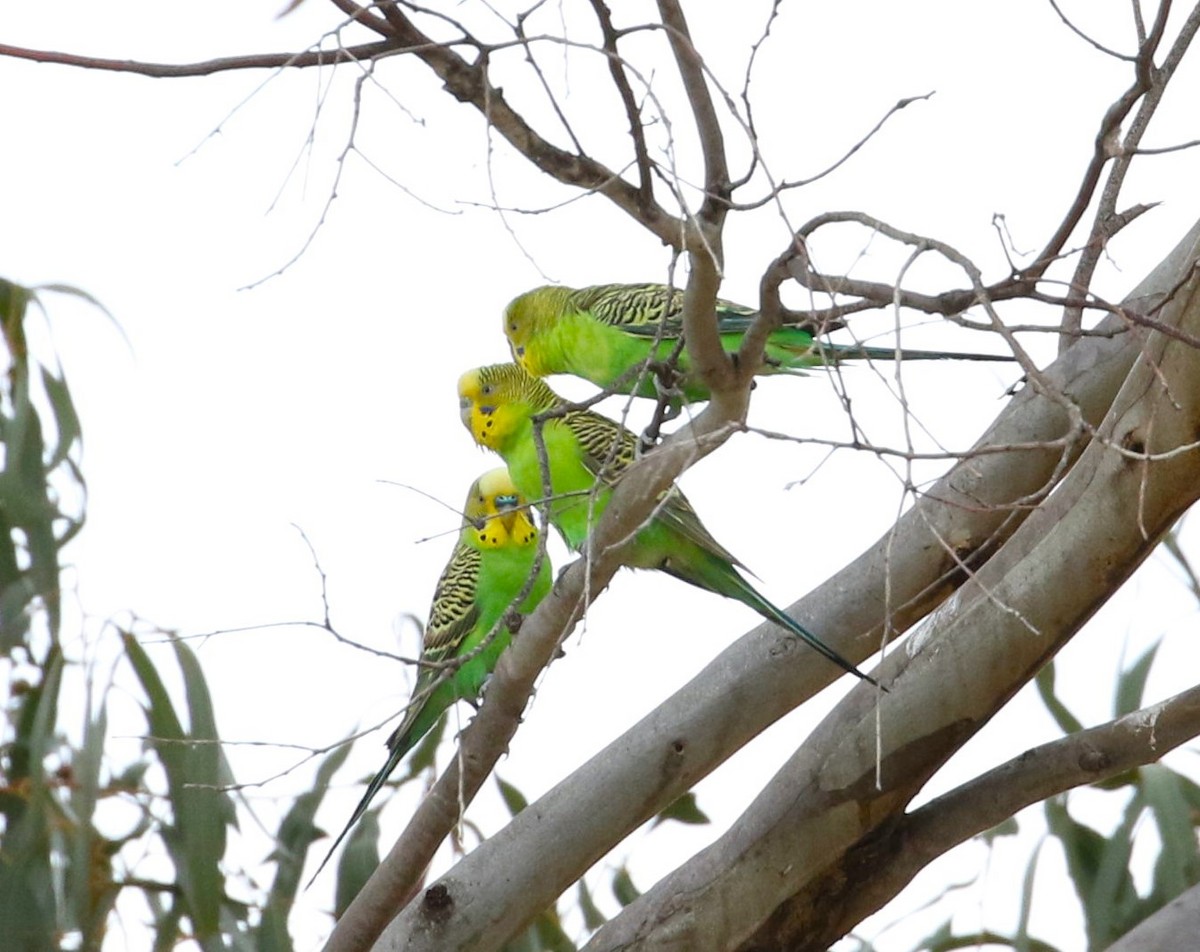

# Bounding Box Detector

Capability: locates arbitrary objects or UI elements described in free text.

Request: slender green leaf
[576,877,606,932]
[0,650,64,952]
[611,867,640,907]
[0,574,35,655]
[1142,765,1200,905]
[1114,641,1161,718]
[1014,837,1045,952]
[122,632,230,949]
[1036,663,1084,736]
[1175,771,1200,812]
[502,903,575,952]
[334,810,381,919]
[1087,789,1142,947]
[980,816,1020,843]
[39,365,82,471]
[256,742,354,950]
[530,907,575,952]
[651,791,709,828]
[924,930,1063,952]
[497,775,529,817]
[0,277,31,360]
[66,681,115,949]
[32,282,126,348]
[910,916,954,951]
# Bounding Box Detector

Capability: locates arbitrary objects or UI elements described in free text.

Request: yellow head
[457,363,560,452]
[463,466,538,549]
[502,286,572,375]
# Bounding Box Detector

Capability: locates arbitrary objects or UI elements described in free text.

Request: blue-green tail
[306,707,437,886]
[660,549,879,687]
[731,576,879,687]
[760,325,1012,372]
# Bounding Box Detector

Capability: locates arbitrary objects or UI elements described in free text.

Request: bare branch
[1060,0,1200,350]
[730,93,936,209]
[1047,0,1138,60]
[656,0,729,218]
[0,40,398,76]
[589,0,654,204]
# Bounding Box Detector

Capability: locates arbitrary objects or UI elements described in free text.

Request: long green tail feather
[809,341,1014,364]
[308,737,408,886]
[306,704,436,886]
[658,549,880,687]
[622,315,1014,365]
[729,576,880,688]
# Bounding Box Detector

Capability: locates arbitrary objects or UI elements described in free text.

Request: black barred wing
[569,283,759,339]
[565,408,638,482]
[567,406,745,569]
[424,542,482,660]
[656,487,746,570]
[569,284,686,331]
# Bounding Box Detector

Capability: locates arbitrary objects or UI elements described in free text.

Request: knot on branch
[422,882,455,923]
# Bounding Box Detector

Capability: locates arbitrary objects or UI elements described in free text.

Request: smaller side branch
[589,0,654,205]
[0,40,398,76]
[655,0,730,220]
[1059,0,1200,349]
[380,7,685,247]
[744,682,1200,952]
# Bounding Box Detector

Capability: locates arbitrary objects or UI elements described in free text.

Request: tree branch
[589,0,654,206]
[1059,0,1200,350]
[326,397,748,952]
[1106,881,1200,951]
[362,205,1200,952]
[0,40,398,76]
[741,682,1200,950]
[375,6,684,247]
[585,215,1200,952]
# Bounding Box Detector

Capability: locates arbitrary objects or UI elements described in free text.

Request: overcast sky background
[4,2,1200,949]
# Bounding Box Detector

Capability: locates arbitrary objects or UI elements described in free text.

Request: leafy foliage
[0,278,93,950]
[0,279,358,951]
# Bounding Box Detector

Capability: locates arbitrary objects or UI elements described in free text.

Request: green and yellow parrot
[503,282,1011,403]
[313,467,551,879]
[458,362,876,685]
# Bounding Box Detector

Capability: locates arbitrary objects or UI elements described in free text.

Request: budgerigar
[312,467,551,880]
[503,282,1011,403]
[457,362,876,685]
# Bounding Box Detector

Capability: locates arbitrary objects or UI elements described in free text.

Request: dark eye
[508,322,517,332]
[481,383,493,396]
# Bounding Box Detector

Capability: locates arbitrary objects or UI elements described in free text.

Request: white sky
[4,2,1200,950]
